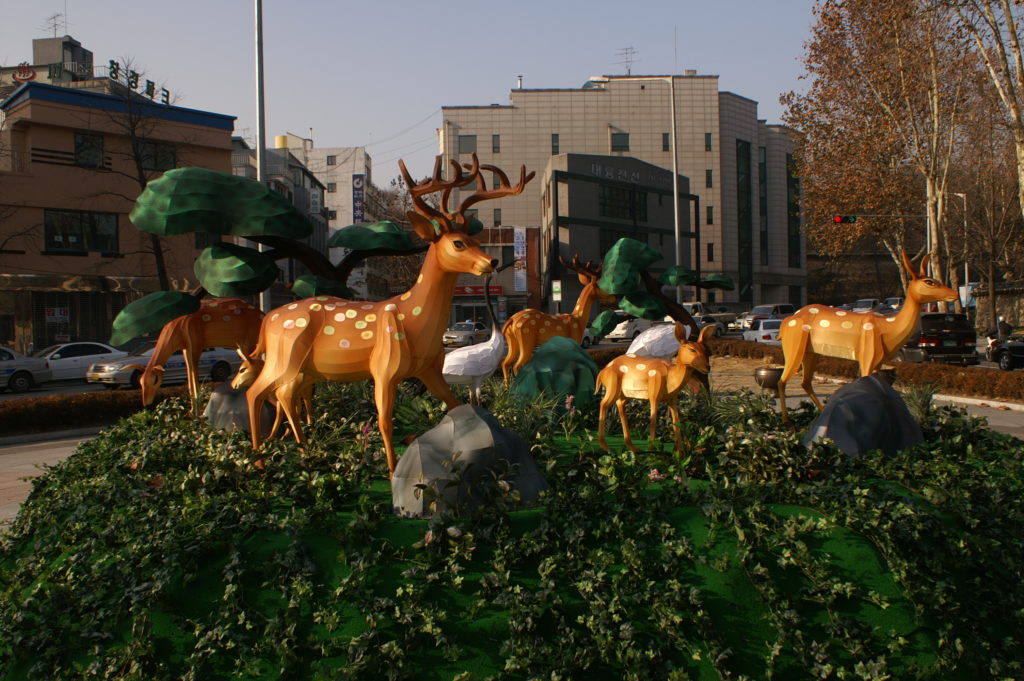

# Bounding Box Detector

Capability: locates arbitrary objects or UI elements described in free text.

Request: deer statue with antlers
[776,250,957,422]
[596,323,714,453]
[500,255,615,382]
[244,155,534,476]
[129,297,263,408]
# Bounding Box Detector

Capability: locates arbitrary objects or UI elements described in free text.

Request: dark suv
[897,313,979,365]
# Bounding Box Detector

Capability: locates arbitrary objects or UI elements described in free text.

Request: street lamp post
[254,0,271,313]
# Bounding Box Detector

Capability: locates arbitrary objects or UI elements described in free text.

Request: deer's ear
[918,254,931,278]
[900,250,916,278]
[674,322,689,342]
[407,212,440,242]
[697,324,715,345]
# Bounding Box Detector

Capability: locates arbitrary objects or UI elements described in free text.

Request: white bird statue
[442,271,508,405]
[626,322,693,360]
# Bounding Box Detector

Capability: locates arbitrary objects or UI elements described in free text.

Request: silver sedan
[87,345,243,389]
[0,347,52,393]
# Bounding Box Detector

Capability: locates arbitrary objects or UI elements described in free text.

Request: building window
[493,173,501,190]
[74,133,104,168]
[327,209,337,220]
[44,209,118,252]
[662,132,670,151]
[598,185,647,222]
[759,146,768,265]
[705,169,713,188]
[705,132,713,151]
[706,205,714,225]
[138,141,176,171]
[492,134,501,153]
[327,182,337,193]
[599,228,632,254]
[493,208,502,227]
[610,132,630,152]
[326,155,337,165]
[707,242,714,262]
[787,153,802,268]
[458,135,477,154]
[551,133,559,155]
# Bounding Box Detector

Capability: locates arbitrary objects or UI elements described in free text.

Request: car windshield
[854,299,876,307]
[32,345,62,357]
[920,314,973,332]
[750,305,774,315]
[763,320,782,330]
[452,323,476,331]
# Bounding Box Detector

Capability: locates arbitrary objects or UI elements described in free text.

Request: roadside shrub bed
[0,385,188,436]
[1,381,1022,680]
[707,338,1024,402]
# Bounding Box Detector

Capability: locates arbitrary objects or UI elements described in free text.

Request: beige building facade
[439,73,805,310]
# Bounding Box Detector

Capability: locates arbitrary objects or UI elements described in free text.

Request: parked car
[742,303,796,330]
[991,335,1024,371]
[443,321,489,347]
[32,342,128,381]
[86,345,243,389]
[879,296,904,313]
[852,298,881,313]
[695,315,726,337]
[894,313,979,366]
[605,311,655,342]
[0,347,52,393]
[743,318,783,345]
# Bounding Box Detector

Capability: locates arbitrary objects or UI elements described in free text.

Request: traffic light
[833,215,857,224]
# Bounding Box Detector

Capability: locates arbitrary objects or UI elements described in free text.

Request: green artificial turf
[1,383,1022,680]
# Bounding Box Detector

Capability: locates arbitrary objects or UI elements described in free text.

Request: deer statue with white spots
[130,297,262,408]
[596,323,714,453]
[500,255,615,383]
[244,155,534,477]
[776,250,957,422]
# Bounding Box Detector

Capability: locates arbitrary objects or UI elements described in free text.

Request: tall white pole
[255,0,271,313]
[669,75,683,303]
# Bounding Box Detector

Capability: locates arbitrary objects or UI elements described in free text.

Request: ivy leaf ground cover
[1,383,1022,680]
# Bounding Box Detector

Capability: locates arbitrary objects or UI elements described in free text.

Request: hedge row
[707,338,1024,402]
[0,385,188,437]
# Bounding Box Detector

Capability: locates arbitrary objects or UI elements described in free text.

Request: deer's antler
[560,254,602,279]
[398,154,481,231]
[457,163,535,215]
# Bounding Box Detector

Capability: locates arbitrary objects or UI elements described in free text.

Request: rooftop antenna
[41,13,64,37]
[613,47,638,75]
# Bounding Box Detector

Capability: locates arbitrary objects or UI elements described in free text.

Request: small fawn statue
[501,255,615,382]
[776,250,957,421]
[596,324,714,452]
[244,155,534,476]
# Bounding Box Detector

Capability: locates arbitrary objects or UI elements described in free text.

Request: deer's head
[232,347,262,390]
[139,365,164,406]
[675,323,714,374]
[400,154,535,277]
[900,251,957,305]
[560,255,617,304]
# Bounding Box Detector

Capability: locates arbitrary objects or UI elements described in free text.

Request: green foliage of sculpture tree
[112,168,427,345]
[588,309,620,341]
[510,336,600,411]
[597,237,735,325]
[1,382,1022,679]
[108,291,201,346]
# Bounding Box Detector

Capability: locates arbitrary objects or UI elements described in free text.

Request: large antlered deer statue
[500,255,615,382]
[245,155,534,476]
[776,251,957,421]
[132,297,263,407]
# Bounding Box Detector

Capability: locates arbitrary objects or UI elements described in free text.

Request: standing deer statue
[500,255,615,382]
[245,155,534,476]
[130,297,262,407]
[596,323,714,453]
[776,250,957,422]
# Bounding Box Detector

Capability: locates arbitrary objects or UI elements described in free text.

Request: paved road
[0,433,92,524]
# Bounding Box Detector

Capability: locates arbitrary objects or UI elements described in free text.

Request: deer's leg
[800,351,823,410]
[617,398,637,452]
[646,374,667,448]
[778,324,810,422]
[667,398,683,453]
[500,332,517,384]
[277,380,307,444]
[246,373,278,449]
[856,329,883,377]
[370,306,411,477]
[596,370,619,451]
[182,347,200,409]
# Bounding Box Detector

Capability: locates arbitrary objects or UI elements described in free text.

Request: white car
[32,342,128,381]
[0,347,52,393]
[743,318,782,345]
[604,312,655,342]
[86,345,243,389]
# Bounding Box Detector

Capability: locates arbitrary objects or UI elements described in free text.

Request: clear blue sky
[1,0,816,184]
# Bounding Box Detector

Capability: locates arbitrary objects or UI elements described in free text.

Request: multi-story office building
[440,72,805,310]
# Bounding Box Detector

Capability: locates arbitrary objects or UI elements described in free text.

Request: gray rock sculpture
[802,373,923,458]
[392,404,548,519]
[204,381,276,439]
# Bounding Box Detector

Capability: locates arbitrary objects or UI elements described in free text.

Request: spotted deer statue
[596,323,713,453]
[245,155,534,476]
[131,297,262,407]
[776,250,957,421]
[500,255,615,382]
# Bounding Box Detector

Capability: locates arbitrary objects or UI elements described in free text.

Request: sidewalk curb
[818,375,1024,411]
